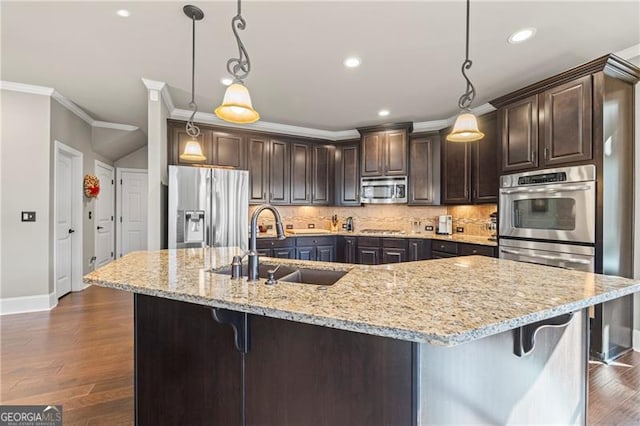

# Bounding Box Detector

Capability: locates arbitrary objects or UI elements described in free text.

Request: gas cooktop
[360,229,406,235]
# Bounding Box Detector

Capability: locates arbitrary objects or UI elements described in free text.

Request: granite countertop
[83,247,640,346]
[257,230,497,247]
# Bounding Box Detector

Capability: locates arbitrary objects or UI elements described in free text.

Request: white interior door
[119,170,148,256]
[95,161,115,268]
[55,151,73,298]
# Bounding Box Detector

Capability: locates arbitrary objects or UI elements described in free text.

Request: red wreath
[84,174,100,198]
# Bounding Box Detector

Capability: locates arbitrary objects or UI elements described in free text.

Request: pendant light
[180,5,207,162]
[447,0,484,143]
[215,0,260,124]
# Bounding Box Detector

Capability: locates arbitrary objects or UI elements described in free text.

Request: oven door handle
[500,185,591,195]
[500,248,591,265]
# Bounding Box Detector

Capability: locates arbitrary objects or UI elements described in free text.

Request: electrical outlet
[285,224,293,230]
[266,224,273,230]
[425,225,434,231]
[342,223,347,229]
[456,227,464,233]
[307,223,315,229]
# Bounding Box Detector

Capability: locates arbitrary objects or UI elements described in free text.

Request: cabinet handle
[530,152,535,163]
[544,148,549,160]
[263,192,266,200]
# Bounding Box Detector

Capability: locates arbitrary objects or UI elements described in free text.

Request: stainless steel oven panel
[499,239,594,273]
[499,180,595,244]
[500,165,596,188]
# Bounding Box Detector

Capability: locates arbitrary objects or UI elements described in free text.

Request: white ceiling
[2,1,639,136]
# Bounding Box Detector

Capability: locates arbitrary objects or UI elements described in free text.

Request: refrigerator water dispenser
[184,210,205,243]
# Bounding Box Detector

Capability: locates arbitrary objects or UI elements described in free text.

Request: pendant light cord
[226,0,251,83]
[186,12,200,138]
[457,0,476,111]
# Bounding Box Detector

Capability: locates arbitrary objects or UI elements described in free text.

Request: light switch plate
[456,227,464,233]
[425,225,434,231]
[307,223,315,229]
[285,224,293,230]
[21,211,36,222]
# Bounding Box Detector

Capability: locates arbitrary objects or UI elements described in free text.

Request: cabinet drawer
[256,238,295,249]
[381,238,408,249]
[459,244,496,258]
[295,236,335,246]
[431,240,458,254]
[358,237,381,247]
[431,251,458,259]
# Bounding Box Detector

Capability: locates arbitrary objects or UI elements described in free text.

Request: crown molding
[51,90,94,125]
[141,78,174,112]
[0,81,55,96]
[93,121,139,132]
[2,80,140,132]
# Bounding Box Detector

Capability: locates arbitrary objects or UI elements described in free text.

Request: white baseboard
[634,329,640,352]
[0,292,57,315]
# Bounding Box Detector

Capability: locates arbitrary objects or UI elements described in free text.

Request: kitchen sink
[279,268,347,286]
[215,263,297,280]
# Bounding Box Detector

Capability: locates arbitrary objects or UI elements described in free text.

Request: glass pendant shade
[215,83,260,124]
[447,112,485,142]
[180,139,206,162]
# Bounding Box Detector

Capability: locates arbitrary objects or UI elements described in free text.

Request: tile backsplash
[250,204,497,237]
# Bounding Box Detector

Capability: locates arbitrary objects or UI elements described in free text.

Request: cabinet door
[290,142,312,204]
[170,124,211,166]
[273,248,295,259]
[431,251,458,259]
[361,132,384,176]
[335,143,361,206]
[257,248,273,257]
[441,132,471,204]
[541,76,592,166]
[296,246,316,261]
[213,133,246,169]
[384,130,408,176]
[499,95,539,172]
[382,248,406,264]
[248,137,269,204]
[409,134,440,205]
[472,112,499,203]
[343,237,357,263]
[408,240,425,261]
[357,247,380,265]
[312,145,333,205]
[316,245,335,262]
[269,139,290,204]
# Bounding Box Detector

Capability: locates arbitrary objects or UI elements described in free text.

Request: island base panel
[416,309,588,425]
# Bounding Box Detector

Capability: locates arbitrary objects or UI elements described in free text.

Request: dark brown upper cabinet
[408,133,440,205]
[472,112,499,203]
[269,139,290,205]
[440,112,499,205]
[335,142,361,206]
[248,137,269,204]
[167,120,247,169]
[540,75,592,166]
[498,95,539,173]
[290,142,312,204]
[358,123,412,177]
[494,72,595,174]
[311,145,334,205]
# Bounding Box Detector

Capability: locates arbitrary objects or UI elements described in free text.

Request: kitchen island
[84,247,640,425]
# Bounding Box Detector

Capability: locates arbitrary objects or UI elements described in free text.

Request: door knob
[68,229,75,234]
[97,226,104,230]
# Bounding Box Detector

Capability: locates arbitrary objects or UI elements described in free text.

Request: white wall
[146,88,168,250]
[50,101,113,276]
[1,90,51,299]
[115,145,148,169]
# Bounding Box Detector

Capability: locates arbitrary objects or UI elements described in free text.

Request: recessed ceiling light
[508,28,536,44]
[221,78,233,86]
[116,9,130,18]
[343,57,361,68]
[378,109,390,117]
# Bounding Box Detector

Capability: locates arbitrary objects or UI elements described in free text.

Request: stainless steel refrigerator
[168,166,248,251]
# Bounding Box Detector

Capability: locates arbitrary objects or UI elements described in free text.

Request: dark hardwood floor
[1,286,134,425]
[1,285,639,425]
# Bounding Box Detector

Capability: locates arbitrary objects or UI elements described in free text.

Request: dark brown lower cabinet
[296,246,316,260]
[273,247,296,259]
[408,239,431,261]
[431,251,458,259]
[135,295,414,426]
[341,236,357,263]
[357,247,380,265]
[316,245,335,262]
[381,238,408,264]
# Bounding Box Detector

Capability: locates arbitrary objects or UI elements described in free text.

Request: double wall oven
[499,165,596,272]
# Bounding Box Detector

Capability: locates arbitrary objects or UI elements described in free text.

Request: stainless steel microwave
[361,176,407,204]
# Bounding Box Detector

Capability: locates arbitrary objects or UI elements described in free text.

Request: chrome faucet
[248,204,285,281]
